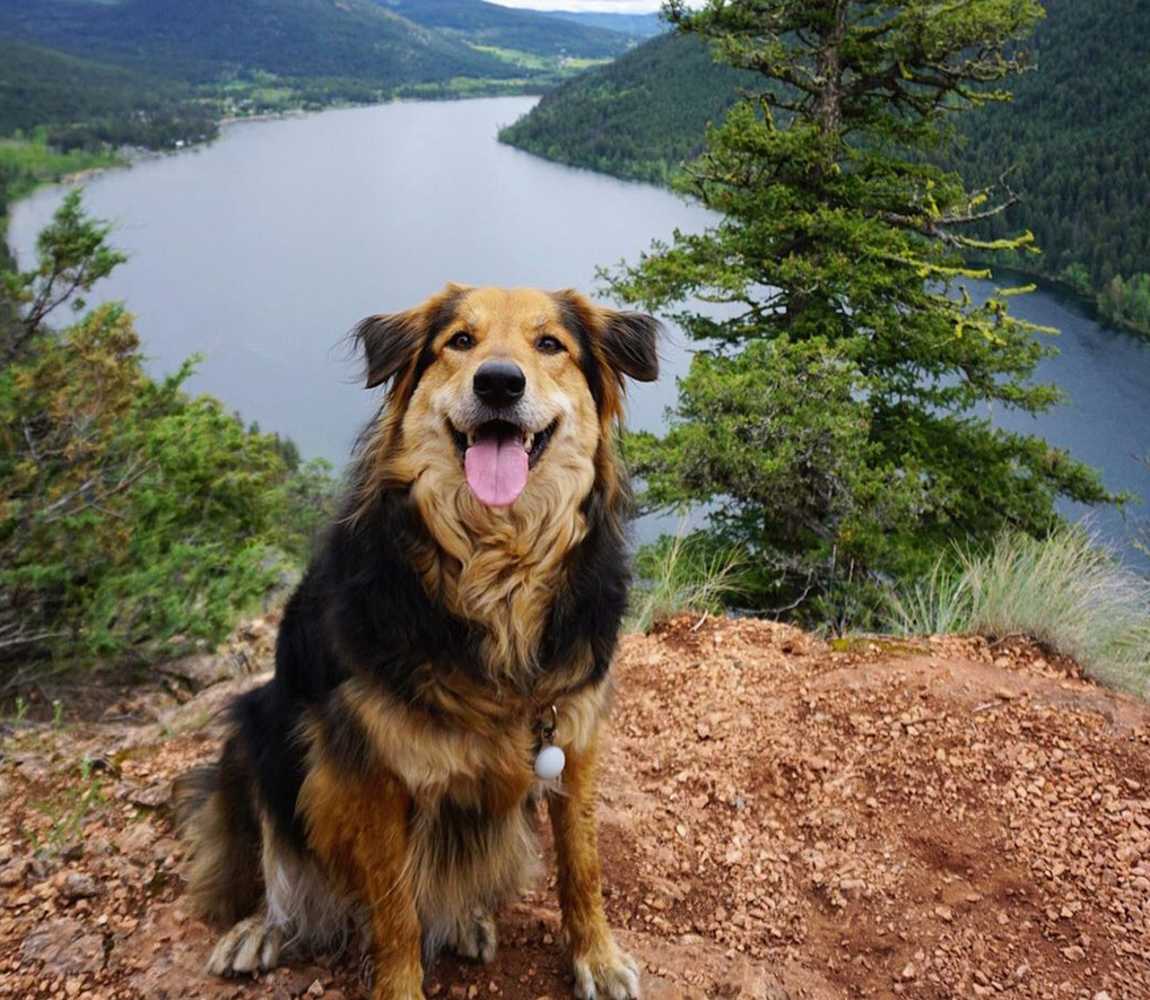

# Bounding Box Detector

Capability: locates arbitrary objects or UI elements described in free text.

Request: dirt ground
[2,614,1148,999]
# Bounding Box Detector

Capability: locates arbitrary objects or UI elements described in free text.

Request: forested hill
[499,31,751,185]
[499,0,1150,322]
[0,0,515,86]
[378,0,632,58]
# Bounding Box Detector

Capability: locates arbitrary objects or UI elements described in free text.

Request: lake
[9,97,1150,564]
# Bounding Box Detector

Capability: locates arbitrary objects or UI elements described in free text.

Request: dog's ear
[353,310,424,389]
[600,308,660,383]
[354,284,469,389]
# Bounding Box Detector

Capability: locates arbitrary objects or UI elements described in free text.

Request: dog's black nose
[473,360,526,408]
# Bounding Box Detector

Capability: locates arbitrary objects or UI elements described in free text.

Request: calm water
[9,98,1150,562]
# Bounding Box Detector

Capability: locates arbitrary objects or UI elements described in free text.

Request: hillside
[0,39,199,137]
[0,0,517,87]
[379,0,632,58]
[499,0,1150,307]
[499,31,750,184]
[3,614,1149,998]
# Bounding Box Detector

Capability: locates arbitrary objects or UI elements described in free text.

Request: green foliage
[1097,274,1150,334]
[606,0,1110,623]
[954,0,1150,298]
[0,139,120,212]
[379,0,632,59]
[0,38,213,146]
[626,529,744,633]
[0,0,518,88]
[500,32,752,185]
[0,194,335,667]
[504,0,1150,316]
[887,527,1150,697]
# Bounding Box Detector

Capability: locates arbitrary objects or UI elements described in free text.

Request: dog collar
[534,703,565,780]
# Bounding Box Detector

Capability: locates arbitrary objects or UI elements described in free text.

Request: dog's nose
[473,360,526,408]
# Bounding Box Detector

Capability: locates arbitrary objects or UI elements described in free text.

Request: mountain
[539,10,666,38]
[499,31,749,184]
[0,38,186,136]
[499,0,1150,302]
[0,0,517,86]
[378,0,632,58]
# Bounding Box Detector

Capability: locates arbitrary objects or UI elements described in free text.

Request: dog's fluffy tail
[173,734,263,926]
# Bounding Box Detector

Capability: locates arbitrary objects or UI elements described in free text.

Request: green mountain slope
[378,0,632,58]
[500,0,1150,300]
[0,38,188,135]
[499,31,750,184]
[0,0,517,86]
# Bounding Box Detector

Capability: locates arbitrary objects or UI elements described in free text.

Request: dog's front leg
[301,761,424,1000]
[548,731,641,1000]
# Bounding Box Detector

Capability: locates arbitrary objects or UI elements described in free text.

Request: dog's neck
[408,468,595,685]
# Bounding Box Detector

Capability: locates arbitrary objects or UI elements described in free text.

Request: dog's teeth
[467,432,476,447]
[524,433,534,452]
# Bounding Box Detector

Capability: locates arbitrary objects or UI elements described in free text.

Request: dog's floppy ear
[354,283,469,389]
[353,310,424,389]
[600,308,660,383]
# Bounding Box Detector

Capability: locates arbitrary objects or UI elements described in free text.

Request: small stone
[900,963,916,981]
[307,981,325,997]
[59,873,100,900]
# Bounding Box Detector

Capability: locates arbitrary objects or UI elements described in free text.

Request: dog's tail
[172,733,263,926]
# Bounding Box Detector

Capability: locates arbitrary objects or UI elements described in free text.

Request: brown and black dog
[174,285,659,1000]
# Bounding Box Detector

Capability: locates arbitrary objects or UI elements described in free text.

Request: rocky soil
[2,614,1148,999]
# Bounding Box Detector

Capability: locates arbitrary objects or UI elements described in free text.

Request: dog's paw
[206,915,284,977]
[445,909,497,964]
[572,941,641,1000]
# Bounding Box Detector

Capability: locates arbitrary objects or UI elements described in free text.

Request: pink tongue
[464,429,529,507]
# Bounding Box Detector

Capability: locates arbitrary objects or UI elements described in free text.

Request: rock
[20,918,105,976]
[59,872,100,900]
[116,820,158,856]
[154,652,232,691]
[0,856,30,887]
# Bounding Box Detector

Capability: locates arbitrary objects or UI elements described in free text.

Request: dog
[174,285,659,1000]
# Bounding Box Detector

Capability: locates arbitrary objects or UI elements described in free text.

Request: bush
[0,193,336,670]
[887,526,1150,697]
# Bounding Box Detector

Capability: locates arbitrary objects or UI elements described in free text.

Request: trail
[3,615,1148,999]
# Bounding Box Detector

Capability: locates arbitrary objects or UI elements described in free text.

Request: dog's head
[354,284,659,516]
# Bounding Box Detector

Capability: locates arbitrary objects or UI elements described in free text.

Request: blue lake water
[9,97,1150,564]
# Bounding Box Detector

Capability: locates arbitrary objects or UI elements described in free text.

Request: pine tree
[607,0,1111,618]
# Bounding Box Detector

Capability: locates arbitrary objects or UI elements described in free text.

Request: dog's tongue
[465,425,528,507]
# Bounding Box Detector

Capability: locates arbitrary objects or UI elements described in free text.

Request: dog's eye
[535,335,564,355]
[447,331,474,351]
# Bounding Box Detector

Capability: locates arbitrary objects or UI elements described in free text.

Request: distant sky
[489,0,663,13]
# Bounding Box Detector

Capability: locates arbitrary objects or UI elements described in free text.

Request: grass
[625,530,744,633]
[0,135,121,201]
[887,525,1150,697]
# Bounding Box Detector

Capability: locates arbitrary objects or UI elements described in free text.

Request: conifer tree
[608,0,1110,616]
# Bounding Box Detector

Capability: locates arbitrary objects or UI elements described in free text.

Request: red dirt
[2,615,1148,999]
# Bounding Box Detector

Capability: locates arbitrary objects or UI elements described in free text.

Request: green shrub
[0,193,335,670]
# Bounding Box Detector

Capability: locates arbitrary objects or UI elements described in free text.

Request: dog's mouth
[449,418,558,508]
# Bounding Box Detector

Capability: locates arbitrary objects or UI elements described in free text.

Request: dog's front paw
[572,940,641,1000]
[445,908,497,964]
[206,915,284,977]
